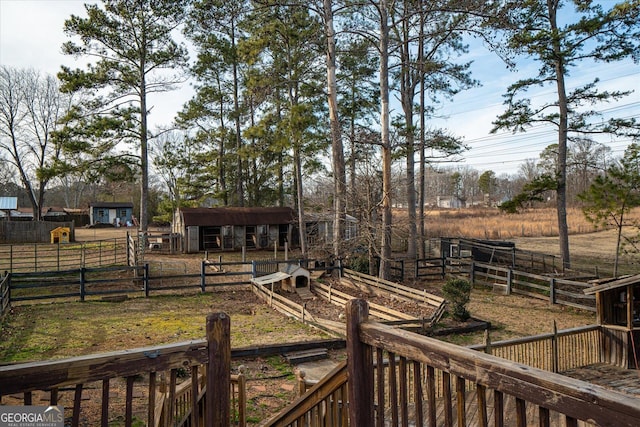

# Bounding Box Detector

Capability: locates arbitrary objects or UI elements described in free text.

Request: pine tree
[57,0,188,231]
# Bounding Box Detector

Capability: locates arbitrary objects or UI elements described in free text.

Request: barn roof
[583,274,640,295]
[179,207,295,227]
[90,202,134,208]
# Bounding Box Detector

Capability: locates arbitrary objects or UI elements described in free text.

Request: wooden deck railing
[347,298,640,427]
[266,300,640,426]
[469,324,602,373]
[0,313,232,427]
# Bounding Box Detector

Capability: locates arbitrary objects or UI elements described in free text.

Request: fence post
[550,278,556,305]
[338,257,343,278]
[57,242,61,271]
[469,262,475,285]
[80,267,86,302]
[34,244,38,272]
[251,261,257,278]
[144,263,150,297]
[201,261,206,292]
[441,255,445,279]
[346,299,374,427]
[507,268,513,295]
[483,329,492,355]
[206,312,230,427]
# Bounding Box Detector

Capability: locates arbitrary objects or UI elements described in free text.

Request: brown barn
[173,207,295,253]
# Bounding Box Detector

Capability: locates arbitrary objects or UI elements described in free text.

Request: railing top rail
[357,314,639,425]
[0,339,208,395]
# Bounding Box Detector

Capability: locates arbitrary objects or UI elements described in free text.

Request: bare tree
[0,66,69,219]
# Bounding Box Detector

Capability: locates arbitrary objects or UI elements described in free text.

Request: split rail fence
[468,260,597,312]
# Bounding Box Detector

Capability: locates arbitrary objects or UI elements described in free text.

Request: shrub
[442,278,472,321]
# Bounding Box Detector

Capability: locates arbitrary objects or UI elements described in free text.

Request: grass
[0,292,331,363]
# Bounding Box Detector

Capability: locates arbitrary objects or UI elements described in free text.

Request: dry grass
[415,206,640,240]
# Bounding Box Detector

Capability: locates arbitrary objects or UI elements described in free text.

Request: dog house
[280,264,310,293]
[50,227,70,244]
[250,264,311,295]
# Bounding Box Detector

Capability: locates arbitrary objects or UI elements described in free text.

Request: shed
[584,275,640,368]
[50,227,70,244]
[89,202,134,226]
[173,207,295,253]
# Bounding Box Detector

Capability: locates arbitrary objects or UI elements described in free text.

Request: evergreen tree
[579,143,640,277]
[492,0,640,269]
[57,0,188,231]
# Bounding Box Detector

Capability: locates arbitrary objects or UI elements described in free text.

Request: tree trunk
[294,147,307,257]
[549,2,570,270]
[379,0,392,280]
[324,0,346,258]
[139,76,149,233]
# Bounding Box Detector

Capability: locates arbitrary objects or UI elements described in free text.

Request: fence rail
[468,260,597,312]
[0,238,128,273]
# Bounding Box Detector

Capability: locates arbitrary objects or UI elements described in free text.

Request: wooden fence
[0,220,75,244]
[468,260,597,312]
[0,238,128,273]
[0,313,232,427]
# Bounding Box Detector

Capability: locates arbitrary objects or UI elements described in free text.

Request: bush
[442,278,472,321]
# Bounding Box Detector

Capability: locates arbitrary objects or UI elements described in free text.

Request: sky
[1,0,638,177]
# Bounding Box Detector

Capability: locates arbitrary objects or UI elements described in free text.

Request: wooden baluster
[493,390,504,427]
[101,379,109,427]
[72,384,83,427]
[426,366,436,427]
[539,406,550,427]
[456,376,465,427]
[389,352,398,427]
[476,384,488,427]
[148,372,156,427]
[399,357,408,427]
[565,415,578,427]
[125,376,135,427]
[412,361,423,427]
[515,397,526,427]
[191,365,199,427]
[168,369,177,424]
[376,347,385,427]
[442,372,452,427]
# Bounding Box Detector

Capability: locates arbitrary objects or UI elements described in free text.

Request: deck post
[206,312,230,427]
[346,299,374,427]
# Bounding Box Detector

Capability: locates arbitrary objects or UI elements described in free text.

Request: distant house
[173,207,296,253]
[436,195,466,209]
[305,212,358,246]
[89,202,134,227]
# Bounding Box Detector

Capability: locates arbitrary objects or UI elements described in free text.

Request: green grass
[0,292,330,363]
